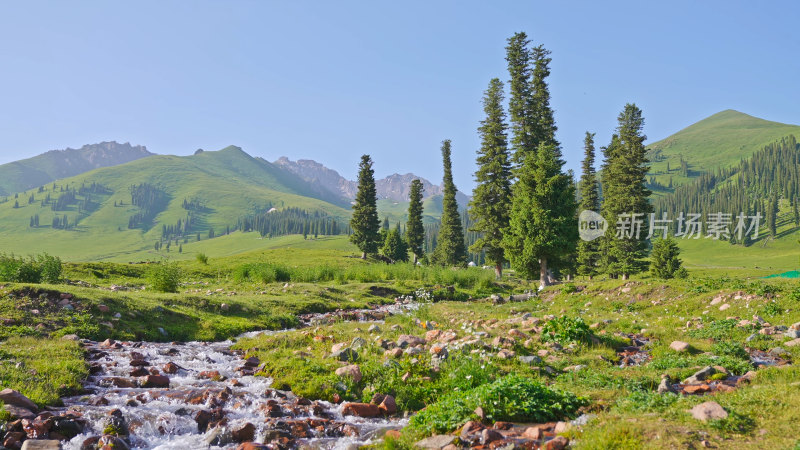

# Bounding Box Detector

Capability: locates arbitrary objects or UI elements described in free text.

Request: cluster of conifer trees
[237,207,351,239]
[653,135,799,243]
[349,32,655,286]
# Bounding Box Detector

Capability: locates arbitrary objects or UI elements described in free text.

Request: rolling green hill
[646,110,800,194]
[0,146,351,261]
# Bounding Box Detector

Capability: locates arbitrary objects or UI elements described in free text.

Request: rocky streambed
[2,302,420,450]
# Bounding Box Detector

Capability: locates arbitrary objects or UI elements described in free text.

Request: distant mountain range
[273,156,470,206]
[0,142,152,196]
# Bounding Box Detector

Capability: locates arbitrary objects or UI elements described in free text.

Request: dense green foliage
[600,104,652,279]
[0,253,62,283]
[431,140,467,266]
[147,260,182,292]
[577,132,601,278]
[503,144,577,284]
[408,375,586,435]
[650,237,687,279]
[406,179,425,264]
[382,222,409,262]
[469,78,512,278]
[350,155,382,258]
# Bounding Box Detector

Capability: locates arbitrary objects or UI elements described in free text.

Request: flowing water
[61,301,420,450]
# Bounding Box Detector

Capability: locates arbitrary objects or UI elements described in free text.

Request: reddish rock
[683,384,711,394]
[522,426,542,440]
[384,429,402,440]
[97,305,111,313]
[162,362,180,374]
[198,370,224,381]
[379,395,397,415]
[341,403,380,418]
[493,421,513,430]
[140,375,169,388]
[232,422,256,443]
[481,428,504,445]
[236,444,270,450]
[545,436,570,450]
[129,367,149,377]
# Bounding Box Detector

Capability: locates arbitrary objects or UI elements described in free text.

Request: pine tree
[503,143,577,287]
[382,217,390,231]
[469,78,512,278]
[350,154,381,259]
[529,44,559,151]
[768,194,779,238]
[505,32,535,168]
[600,104,653,279]
[576,132,601,279]
[382,222,409,262]
[650,237,687,279]
[406,179,425,264]
[432,140,467,266]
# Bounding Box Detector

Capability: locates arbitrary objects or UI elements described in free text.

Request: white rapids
[60,301,420,450]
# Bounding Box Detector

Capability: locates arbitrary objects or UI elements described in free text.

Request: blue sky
[1,1,799,190]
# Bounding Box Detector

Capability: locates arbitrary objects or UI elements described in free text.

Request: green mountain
[0,141,153,197]
[0,146,351,261]
[646,110,800,194]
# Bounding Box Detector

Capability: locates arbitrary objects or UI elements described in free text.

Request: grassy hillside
[0,142,152,197]
[647,110,800,193]
[0,147,351,261]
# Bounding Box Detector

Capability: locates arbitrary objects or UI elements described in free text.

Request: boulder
[690,401,728,421]
[97,304,111,313]
[232,422,256,443]
[0,389,39,412]
[669,341,690,352]
[140,375,170,388]
[162,362,181,374]
[545,436,569,450]
[657,375,677,394]
[3,404,36,420]
[397,334,425,348]
[415,435,456,449]
[97,435,130,450]
[341,402,380,418]
[785,338,800,347]
[480,428,503,445]
[378,394,397,415]
[683,366,717,384]
[330,347,358,362]
[335,364,363,383]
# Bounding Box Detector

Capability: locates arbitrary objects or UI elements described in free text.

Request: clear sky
[1,1,799,190]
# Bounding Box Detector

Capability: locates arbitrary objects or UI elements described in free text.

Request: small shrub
[407,374,586,435]
[561,283,577,294]
[759,301,782,318]
[712,341,749,360]
[541,316,592,344]
[688,319,740,340]
[0,253,62,284]
[147,261,182,293]
[196,252,208,265]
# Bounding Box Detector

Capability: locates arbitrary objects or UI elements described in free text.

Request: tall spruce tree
[432,140,467,266]
[529,44,559,151]
[406,179,425,264]
[350,154,381,259]
[600,104,652,279]
[469,78,512,278]
[505,32,535,168]
[503,143,577,287]
[576,132,601,278]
